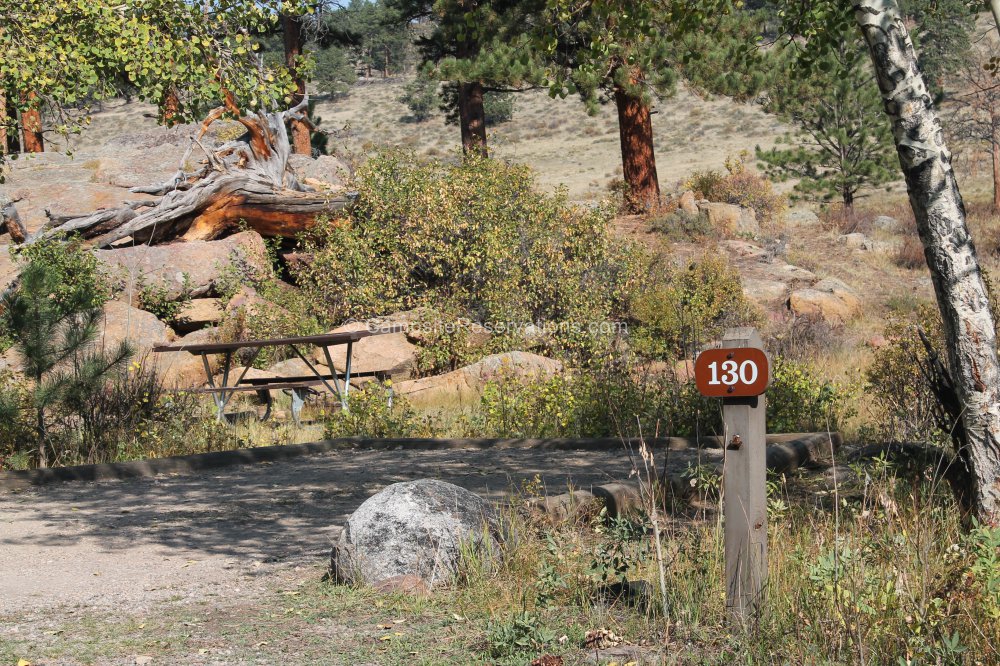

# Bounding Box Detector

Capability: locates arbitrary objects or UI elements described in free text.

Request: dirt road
[0,445,714,615]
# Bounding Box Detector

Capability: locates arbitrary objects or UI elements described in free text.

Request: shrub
[629,254,762,361]
[293,150,642,363]
[216,237,323,368]
[2,248,133,467]
[865,304,948,443]
[648,208,713,242]
[484,91,515,124]
[470,353,849,440]
[684,153,786,228]
[139,273,193,327]
[323,383,440,438]
[767,312,842,361]
[684,169,724,200]
[767,356,856,433]
[894,235,926,269]
[399,76,438,122]
[9,234,110,311]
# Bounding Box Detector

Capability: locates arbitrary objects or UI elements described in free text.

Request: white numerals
[707,360,758,386]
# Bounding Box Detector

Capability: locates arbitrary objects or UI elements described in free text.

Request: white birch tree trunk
[855,0,1000,525]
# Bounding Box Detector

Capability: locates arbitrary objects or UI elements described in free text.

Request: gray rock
[698,202,759,237]
[331,479,501,590]
[839,232,867,249]
[288,154,351,189]
[97,231,269,302]
[721,240,768,260]
[862,238,900,254]
[785,209,820,227]
[742,277,790,304]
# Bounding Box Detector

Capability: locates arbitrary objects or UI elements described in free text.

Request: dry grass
[59,78,793,204]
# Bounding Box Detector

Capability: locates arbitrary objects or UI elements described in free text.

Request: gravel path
[0,445,716,615]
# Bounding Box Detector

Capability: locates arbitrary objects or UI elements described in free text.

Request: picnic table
[152,328,400,425]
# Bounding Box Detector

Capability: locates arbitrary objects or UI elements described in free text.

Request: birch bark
[855,0,1000,524]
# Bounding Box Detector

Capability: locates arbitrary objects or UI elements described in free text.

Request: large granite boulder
[394,351,563,410]
[174,298,223,334]
[156,327,219,388]
[698,201,760,237]
[288,154,352,190]
[100,301,175,351]
[788,278,862,324]
[96,231,269,302]
[312,321,420,380]
[331,479,502,592]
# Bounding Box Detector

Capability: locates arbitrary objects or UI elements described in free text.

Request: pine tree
[755,36,896,208]
[2,243,133,468]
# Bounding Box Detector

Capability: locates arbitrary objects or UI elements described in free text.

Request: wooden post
[721,327,768,622]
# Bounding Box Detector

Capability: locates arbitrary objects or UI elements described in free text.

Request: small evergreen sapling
[2,254,133,467]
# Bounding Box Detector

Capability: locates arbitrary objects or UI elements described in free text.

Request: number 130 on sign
[694,348,770,398]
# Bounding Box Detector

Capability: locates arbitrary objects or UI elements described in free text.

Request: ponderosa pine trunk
[856,0,1000,525]
[282,14,311,155]
[455,31,487,158]
[458,81,488,157]
[613,74,659,212]
[20,93,43,153]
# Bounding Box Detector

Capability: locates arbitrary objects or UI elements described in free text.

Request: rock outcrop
[394,351,563,410]
[96,231,269,302]
[312,321,419,380]
[788,277,862,324]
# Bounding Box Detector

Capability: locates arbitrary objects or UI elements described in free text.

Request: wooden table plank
[151,326,402,354]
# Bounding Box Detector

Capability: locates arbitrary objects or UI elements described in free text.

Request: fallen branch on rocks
[35,95,353,247]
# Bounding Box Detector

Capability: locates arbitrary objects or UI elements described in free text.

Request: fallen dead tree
[35,96,353,247]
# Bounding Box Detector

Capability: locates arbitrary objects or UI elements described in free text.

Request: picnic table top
[152,327,402,355]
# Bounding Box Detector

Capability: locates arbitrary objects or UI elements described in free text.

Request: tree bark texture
[856,0,1000,525]
[36,99,351,247]
[458,81,488,157]
[20,93,43,153]
[282,14,312,156]
[614,73,660,212]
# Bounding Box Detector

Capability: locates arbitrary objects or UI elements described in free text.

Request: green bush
[216,237,323,368]
[9,235,110,311]
[648,208,713,242]
[766,356,856,433]
[399,76,438,122]
[139,273,193,327]
[2,243,133,467]
[323,383,440,438]
[484,91,515,124]
[471,353,853,440]
[294,151,641,363]
[629,255,761,361]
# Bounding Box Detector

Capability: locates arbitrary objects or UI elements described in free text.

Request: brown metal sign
[694,347,770,398]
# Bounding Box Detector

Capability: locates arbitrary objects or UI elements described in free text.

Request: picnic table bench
[153,328,400,425]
